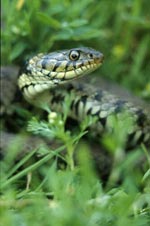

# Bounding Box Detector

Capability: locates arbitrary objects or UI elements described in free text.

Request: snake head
[30,47,104,80]
[18,47,104,99]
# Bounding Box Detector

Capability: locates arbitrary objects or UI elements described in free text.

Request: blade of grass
[1,145,65,189]
[6,148,38,178]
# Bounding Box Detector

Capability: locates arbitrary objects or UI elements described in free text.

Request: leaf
[37,12,61,29]
[69,19,88,28]
[9,42,27,61]
[73,27,104,40]
[27,117,55,138]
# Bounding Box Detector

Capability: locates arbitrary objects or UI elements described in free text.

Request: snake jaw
[19,47,104,99]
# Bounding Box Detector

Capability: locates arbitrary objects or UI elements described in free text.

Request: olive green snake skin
[18,47,150,148]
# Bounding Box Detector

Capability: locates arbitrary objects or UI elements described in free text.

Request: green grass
[1,111,150,225]
[1,0,150,225]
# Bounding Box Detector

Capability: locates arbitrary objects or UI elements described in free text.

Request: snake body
[18,47,150,148]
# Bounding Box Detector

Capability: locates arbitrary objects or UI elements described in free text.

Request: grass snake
[18,47,150,148]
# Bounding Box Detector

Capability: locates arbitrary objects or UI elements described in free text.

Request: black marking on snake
[87,60,92,66]
[53,62,62,72]
[21,82,50,92]
[66,83,75,92]
[46,72,51,77]
[99,117,107,127]
[71,61,77,69]
[71,61,82,69]
[91,109,100,117]
[65,61,73,71]
[74,95,89,116]
[43,71,51,78]
[74,100,80,116]
[89,107,107,127]
[41,59,48,69]
[20,87,25,93]
[77,62,85,69]
[135,109,146,127]
[51,93,64,104]
[40,68,43,74]
[82,104,107,127]
[20,84,34,92]
[21,65,32,75]
[87,108,92,115]
[114,100,127,113]
[80,95,88,104]
[20,59,30,71]
[79,61,86,71]
[73,68,78,77]
[70,100,75,111]
[127,131,145,146]
[94,91,104,101]
[75,83,85,92]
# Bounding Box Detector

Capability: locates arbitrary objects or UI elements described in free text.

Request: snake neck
[18,72,58,102]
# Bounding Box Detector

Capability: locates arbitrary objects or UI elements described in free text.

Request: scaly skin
[18,47,150,148]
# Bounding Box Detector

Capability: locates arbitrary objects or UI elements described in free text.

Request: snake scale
[18,47,150,148]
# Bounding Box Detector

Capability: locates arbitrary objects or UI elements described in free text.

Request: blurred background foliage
[1,1,150,225]
[1,0,150,98]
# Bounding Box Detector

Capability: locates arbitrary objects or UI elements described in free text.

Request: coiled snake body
[18,47,150,148]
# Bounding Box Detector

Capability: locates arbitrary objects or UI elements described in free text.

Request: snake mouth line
[19,47,104,98]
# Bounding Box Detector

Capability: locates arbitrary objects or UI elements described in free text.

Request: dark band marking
[53,62,62,72]
[65,61,73,71]
[45,72,51,77]
[51,93,64,104]
[21,65,32,75]
[87,108,92,115]
[94,91,104,101]
[66,83,75,92]
[20,83,34,92]
[99,117,107,127]
[72,61,77,69]
[114,100,127,113]
[41,59,48,69]
[135,109,146,127]
[76,61,85,69]
[80,95,88,105]
[73,99,80,116]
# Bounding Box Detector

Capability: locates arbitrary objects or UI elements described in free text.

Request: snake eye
[88,53,93,58]
[69,50,80,61]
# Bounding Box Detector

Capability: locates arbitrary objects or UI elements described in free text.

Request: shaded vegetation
[1,0,150,225]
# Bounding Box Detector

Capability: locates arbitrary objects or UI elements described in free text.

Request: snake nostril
[94,53,104,64]
[89,53,93,58]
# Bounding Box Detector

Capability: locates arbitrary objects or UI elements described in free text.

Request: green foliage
[1,0,150,225]
[2,0,150,96]
[1,100,150,225]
